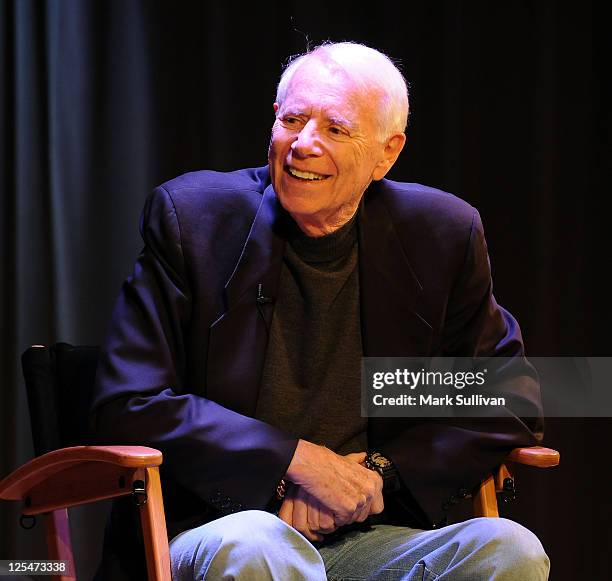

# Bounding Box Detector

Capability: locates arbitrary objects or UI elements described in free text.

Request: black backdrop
[1,1,610,579]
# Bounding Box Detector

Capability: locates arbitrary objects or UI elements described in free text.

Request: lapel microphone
[256,283,274,305]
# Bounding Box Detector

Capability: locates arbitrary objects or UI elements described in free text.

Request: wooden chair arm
[0,445,162,508]
[473,445,560,518]
[505,446,560,467]
[0,445,170,579]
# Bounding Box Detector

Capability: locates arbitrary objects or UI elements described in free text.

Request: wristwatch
[365,451,400,492]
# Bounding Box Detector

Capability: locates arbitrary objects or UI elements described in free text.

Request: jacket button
[209,490,223,505]
[458,488,468,499]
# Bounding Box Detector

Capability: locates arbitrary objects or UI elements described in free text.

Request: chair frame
[0,344,560,580]
[0,445,170,581]
[473,446,560,517]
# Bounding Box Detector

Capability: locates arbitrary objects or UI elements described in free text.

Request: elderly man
[92,42,549,580]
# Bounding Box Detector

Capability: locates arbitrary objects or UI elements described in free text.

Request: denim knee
[172,510,289,563]
[170,510,325,581]
[468,517,550,580]
[202,509,289,546]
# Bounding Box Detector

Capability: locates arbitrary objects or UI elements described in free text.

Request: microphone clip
[256,283,273,305]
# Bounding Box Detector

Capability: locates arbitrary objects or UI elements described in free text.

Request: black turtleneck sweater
[255,215,367,455]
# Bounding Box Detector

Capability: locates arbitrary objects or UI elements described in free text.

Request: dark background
[1,1,610,579]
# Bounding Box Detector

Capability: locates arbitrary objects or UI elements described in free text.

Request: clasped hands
[280,440,384,542]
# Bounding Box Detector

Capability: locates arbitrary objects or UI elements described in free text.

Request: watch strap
[365,451,400,492]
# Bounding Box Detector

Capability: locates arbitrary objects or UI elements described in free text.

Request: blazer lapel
[206,179,433,415]
[359,184,433,357]
[206,185,287,416]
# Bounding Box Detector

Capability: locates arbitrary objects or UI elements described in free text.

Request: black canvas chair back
[18,343,161,580]
[21,343,100,455]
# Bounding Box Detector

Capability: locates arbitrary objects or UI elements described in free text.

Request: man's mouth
[285,166,330,181]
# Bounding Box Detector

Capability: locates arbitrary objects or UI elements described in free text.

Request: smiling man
[92,42,549,580]
[268,52,405,236]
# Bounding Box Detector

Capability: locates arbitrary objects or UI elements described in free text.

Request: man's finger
[293,488,323,542]
[353,502,371,523]
[278,496,294,526]
[305,490,320,532]
[317,504,337,534]
[344,451,367,464]
[370,493,385,515]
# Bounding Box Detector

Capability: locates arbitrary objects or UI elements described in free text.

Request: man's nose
[291,122,323,157]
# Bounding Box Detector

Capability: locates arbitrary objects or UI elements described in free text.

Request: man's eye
[284,117,300,124]
[329,126,345,136]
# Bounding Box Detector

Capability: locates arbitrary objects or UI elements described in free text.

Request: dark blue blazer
[91,166,543,540]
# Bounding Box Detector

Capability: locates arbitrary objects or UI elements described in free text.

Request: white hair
[275,41,409,142]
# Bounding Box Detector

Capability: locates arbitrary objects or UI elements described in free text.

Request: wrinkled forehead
[285,57,349,92]
[281,57,379,127]
[280,100,362,134]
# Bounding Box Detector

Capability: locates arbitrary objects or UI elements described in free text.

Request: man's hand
[279,484,337,542]
[284,440,384,528]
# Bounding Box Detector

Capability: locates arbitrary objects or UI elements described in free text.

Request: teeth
[288,167,326,180]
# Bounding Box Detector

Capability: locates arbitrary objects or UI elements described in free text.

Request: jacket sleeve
[380,209,544,527]
[90,186,297,515]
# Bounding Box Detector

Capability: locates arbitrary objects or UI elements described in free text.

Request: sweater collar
[288,213,358,263]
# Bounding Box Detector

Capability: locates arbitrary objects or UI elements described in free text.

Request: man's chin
[277,191,320,214]
[275,197,324,231]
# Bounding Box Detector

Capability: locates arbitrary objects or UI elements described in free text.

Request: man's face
[268,60,400,235]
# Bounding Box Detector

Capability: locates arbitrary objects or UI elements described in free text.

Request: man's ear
[273,102,279,114]
[372,133,407,181]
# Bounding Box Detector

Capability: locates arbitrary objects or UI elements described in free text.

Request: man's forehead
[280,99,359,127]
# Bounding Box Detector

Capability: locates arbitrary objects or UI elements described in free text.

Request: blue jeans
[169,510,550,580]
